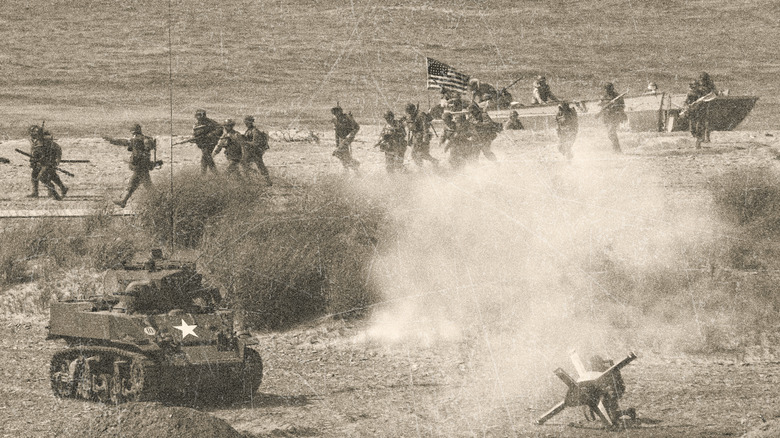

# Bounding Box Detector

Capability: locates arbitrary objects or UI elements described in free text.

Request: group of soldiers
[28,70,727,203]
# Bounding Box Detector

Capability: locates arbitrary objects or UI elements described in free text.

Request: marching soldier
[27,125,67,200]
[466,104,500,162]
[213,119,244,177]
[404,103,439,169]
[376,111,407,173]
[532,76,558,104]
[104,124,156,208]
[331,106,361,173]
[242,115,272,185]
[444,114,473,169]
[193,109,223,174]
[599,82,626,153]
[555,102,579,160]
[503,110,525,130]
[468,79,497,106]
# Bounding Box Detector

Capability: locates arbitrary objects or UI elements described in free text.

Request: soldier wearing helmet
[466,103,500,162]
[242,115,272,185]
[192,109,222,174]
[27,124,67,200]
[599,82,626,153]
[503,110,524,130]
[331,105,361,173]
[403,103,439,169]
[555,102,578,160]
[468,78,498,107]
[376,110,407,173]
[212,119,244,176]
[532,75,558,104]
[103,123,157,208]
[683,80,707,148]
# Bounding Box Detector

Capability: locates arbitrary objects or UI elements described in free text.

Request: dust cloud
[357,132,719,383]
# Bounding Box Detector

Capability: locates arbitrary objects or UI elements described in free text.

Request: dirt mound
[742,418,780,438]
[69,402,245,438]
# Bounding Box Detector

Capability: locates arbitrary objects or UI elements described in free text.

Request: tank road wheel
[121,358,147,401]
[50,351,81,399]
[93,373,113,403]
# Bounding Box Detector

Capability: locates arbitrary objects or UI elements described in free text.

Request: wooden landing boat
[468,93,758,132]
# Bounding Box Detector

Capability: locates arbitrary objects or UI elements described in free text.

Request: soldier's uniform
[404,103,439,168]
[684,81,706,148]
[444,115,473,169]
[242,116,272,185]
[377,111,407,173]
[599,83,626,153]
[28,125,67,200]
[193,110,223,174]
[532,76,557,104]
[106,124,156,208]
[213,119,244,176]
[466,104,500,162]
[468,79,497,106]
[331,106,361,172]
[555,102,579,160]
[697,72,717,143]
[504,111,524,130]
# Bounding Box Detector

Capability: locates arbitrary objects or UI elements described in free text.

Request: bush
[140,175,388,330]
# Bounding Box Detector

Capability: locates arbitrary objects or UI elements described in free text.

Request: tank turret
[47,250,262,404]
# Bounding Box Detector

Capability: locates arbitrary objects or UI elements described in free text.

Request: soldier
[27,125,67,200]
[644,82,659,95]
[468,79,497,106]
[444,114,473,169]
[376,111,407,173]
[440,112,457,150]
[104,124,156,208]
[212,119,244,176]
[555,102,579,160]
[404,103,439,169]
[598,82,626,153]
[242,115,272,185]
[683,80,706,149]
[503,110,525,130]
[331,106,361,173]
[532,76,558,104]
[466,104,500,162]
[698,72,717,95]
[193,109,223,174]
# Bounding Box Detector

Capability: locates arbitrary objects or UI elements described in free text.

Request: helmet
[510,110,519,116]
[537,75,546,82]
[244,115,255,123]
[28,125,40,135]
[383,110,394,120]
[331,106,343,115]
[223,119,235,127]
[647,82,657,90]
[405,103,417,114]
[195,109,206,118]
[604,82,614,91]
[130,123,142,134]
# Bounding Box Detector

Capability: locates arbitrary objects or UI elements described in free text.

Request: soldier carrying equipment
[103,123,158,208]
[24,124,69,200]
[192,109,223,174]
[331,105,361,173]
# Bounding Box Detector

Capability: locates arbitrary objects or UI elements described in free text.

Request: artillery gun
[47,250,262,404]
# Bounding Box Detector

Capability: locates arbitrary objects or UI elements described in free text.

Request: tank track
[50,346,158,404]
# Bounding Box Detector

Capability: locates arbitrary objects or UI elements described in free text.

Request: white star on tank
[173,319,199,339]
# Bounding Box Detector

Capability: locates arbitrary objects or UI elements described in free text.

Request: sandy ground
[2,127,780,437]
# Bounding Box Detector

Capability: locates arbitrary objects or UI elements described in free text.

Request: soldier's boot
[44,184,62,201]
[60,186,68,197]
[695,138,702,149]
[27,180,39,198]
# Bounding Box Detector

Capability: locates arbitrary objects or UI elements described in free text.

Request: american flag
[426,58,470,93]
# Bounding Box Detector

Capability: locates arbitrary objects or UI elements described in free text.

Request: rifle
[500,77,523,94]
[679,91,717,119]
[14,148,74,177]
[596,91,628,116]
[172,137,197,146]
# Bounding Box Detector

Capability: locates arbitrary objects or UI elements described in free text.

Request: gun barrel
[14,148,32,158]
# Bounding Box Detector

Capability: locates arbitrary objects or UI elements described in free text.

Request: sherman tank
[47,250,262,404]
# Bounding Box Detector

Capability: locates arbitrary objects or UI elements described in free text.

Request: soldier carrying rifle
[103,124,158,208]
[26,124,68,200]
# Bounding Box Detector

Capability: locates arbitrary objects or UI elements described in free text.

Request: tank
[47,249,262,404]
